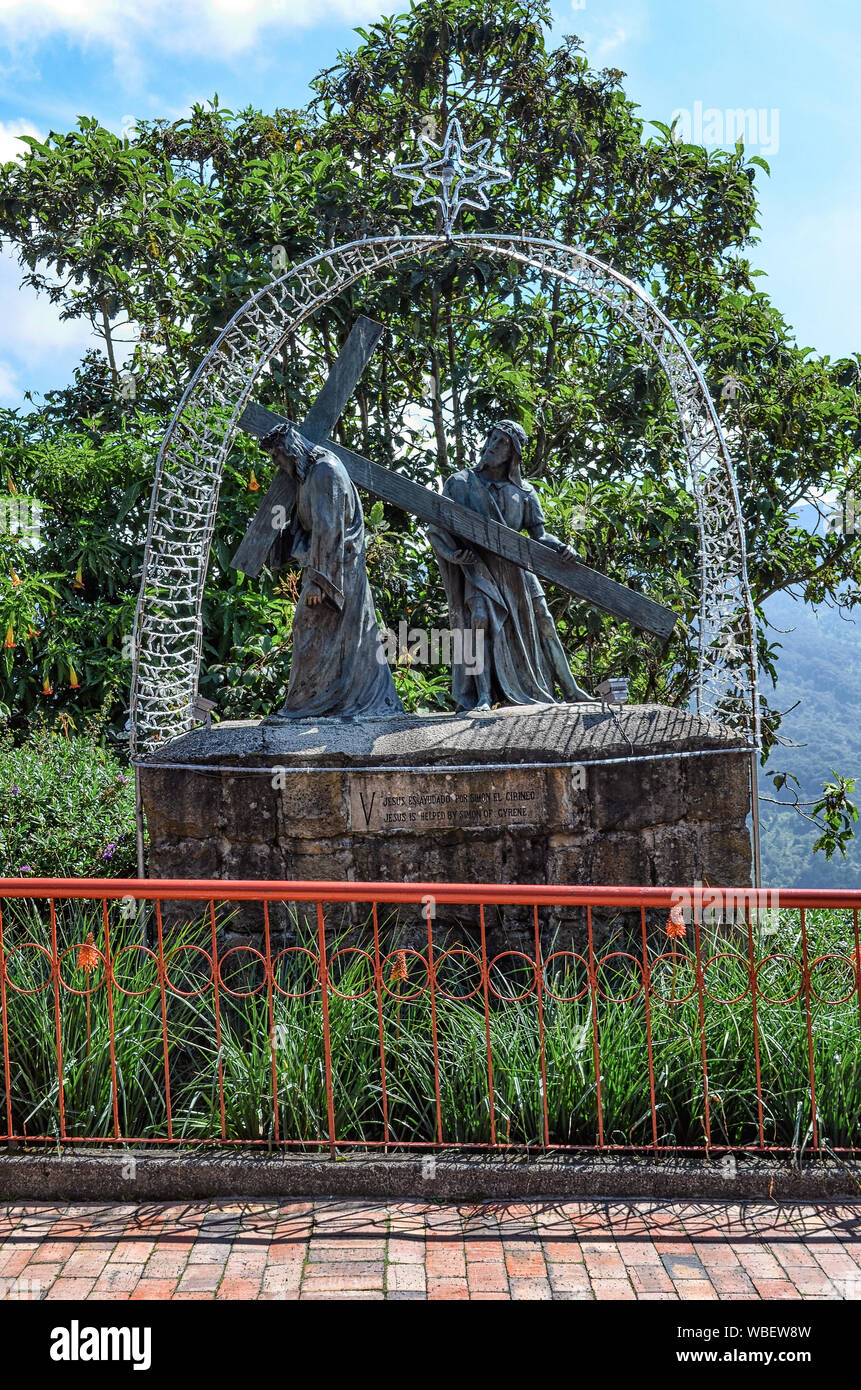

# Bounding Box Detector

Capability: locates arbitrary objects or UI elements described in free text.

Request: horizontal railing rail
[2,878,861,906]
[1,879,859,1157]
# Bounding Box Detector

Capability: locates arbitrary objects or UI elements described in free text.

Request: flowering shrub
[0,724,136,877]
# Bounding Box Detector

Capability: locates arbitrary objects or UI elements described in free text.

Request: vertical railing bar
[640,907,658,1148]
[692,907,711,1150]
[208,900,227,1141]
[425,901,444,1146]
[478,903,497,1147]
[315,901,337,1158]
[154,898,173,1141]
[745,907,766,1148]
[854,908,861,1153]
[853,907,861,1043]
[371,903,389,1149]
[533,904,550,1149]
[0,901,13,1139]
[101,900,120,1140]
[48,899,66,1142]
[586,906,604,1149]
[262,901,280,1145]
[800,906,819,1150]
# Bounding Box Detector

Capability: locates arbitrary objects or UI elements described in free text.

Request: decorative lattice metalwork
[130,233,759,756]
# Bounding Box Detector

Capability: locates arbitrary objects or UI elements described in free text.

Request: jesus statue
[427,419,595,711]
[259,423,403,720]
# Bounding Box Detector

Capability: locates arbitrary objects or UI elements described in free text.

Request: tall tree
[0,0,859,852]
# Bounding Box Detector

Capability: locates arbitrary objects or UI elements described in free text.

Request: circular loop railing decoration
[57,945,107,996]
[432,947,484,1002]
[111,944,160,998]
[486,950,538,1002]
[702,951,752,1005]
[754,953,804,1006]
[380,948,429,1002]
[10,933,858,1015]
[162,943,214,999]
[217,945,268,999]
[645,951,699,1005]
[595,951,644,1004]
[808,953,858,1006]
[541,950,590,1003]
[326,947,377,1001]
[4,943,55,995]
[271,946,320,999]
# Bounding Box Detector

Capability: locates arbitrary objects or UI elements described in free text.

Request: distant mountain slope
[759,589,861,888]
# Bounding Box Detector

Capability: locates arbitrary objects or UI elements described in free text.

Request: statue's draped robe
[280,449,403,718]
[428,468,573,710]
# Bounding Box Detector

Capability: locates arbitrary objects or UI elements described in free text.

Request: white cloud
[0,249,98,406]
[0,119,42,163]
[575,2,648,65]
[0,0,387,58]
[0,120,101,403]
[1,118,113,405]
[0,358,22,405]
[593,25,633,60]
[0,251,95,365]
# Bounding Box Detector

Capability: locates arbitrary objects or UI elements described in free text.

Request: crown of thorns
[493,419,528,457]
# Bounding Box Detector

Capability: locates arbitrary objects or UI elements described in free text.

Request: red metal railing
[1,879,859,1155]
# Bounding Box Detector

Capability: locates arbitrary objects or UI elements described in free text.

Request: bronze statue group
[259,417,595,719]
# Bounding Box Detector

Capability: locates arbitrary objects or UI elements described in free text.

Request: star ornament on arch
[393,116,511,236]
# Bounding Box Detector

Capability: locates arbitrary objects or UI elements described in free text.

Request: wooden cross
[230,315,386,577]
[231,316,676,641]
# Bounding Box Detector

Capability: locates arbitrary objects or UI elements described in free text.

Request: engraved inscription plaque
[348,770,550,833]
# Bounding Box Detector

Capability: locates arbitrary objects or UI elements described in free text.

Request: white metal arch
[129,232,760,757]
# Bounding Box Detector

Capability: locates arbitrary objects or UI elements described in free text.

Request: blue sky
[0,0,859,406]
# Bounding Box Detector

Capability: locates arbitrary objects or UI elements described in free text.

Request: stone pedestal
[138,703,752,950]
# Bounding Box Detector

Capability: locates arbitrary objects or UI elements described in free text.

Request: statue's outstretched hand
[305,581,324,607]
[451,547,475,565]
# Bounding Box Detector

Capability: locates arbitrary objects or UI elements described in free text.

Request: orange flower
[248,469,260,492]
[42,676,53,696]
[68,664,80,689]
[3,624,14,648]
[72,563,84,590]
[10,570,21,587]
[77,932,99,974]
[665,903,686,940]
[389,949,409,984]
[294,138,303,153]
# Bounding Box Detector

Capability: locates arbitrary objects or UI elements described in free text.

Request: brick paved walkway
[0,1199,859,1300]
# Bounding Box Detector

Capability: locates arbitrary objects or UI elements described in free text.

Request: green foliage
[810,774,859,860]
[0,408,305,727]
[0,411,155,727]
[0,726,136,876]
[769,766,859,862]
